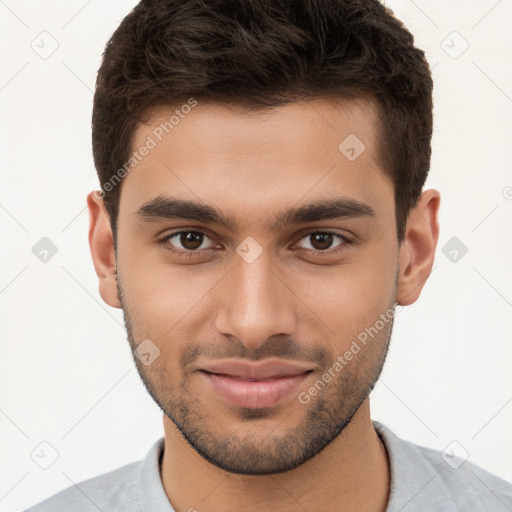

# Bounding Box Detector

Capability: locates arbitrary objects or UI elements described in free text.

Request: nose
[214,251,297,350]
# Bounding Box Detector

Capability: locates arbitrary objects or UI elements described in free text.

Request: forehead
[120,98,393,228]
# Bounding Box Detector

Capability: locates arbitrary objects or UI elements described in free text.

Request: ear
[396,189,441,306]
[87,190,121,308]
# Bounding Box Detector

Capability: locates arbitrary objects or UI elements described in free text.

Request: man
[25,0,512,511]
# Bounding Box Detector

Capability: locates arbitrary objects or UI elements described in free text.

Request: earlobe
[396,189,441,307]
[87,190,121,308]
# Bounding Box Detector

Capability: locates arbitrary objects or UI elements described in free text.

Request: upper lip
[198,359,315,380]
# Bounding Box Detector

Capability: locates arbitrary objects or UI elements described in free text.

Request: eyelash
[159,230,352,259]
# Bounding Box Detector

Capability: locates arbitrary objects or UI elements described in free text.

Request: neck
[160,399,390,512]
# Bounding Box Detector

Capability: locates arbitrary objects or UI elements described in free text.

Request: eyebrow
[135,195,376,230]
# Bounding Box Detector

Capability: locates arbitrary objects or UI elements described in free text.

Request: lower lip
[200,371,311,409]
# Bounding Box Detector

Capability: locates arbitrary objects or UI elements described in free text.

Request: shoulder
[23,459,141,512]
[373,420,512,512]
[417,443,512,509]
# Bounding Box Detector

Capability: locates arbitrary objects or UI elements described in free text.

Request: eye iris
[310,233,333,250]
[181,232,203,250]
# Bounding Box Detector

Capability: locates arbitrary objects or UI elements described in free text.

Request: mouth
[197,361,315,409]
[203,373,309,382]
[198,359,315,380]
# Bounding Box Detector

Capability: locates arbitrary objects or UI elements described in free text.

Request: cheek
[119,252,221,346]
[293,244,398,344]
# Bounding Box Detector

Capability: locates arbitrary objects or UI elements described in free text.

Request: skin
[88,98,440,512]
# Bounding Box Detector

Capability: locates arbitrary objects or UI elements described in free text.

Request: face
[108,99,403,474]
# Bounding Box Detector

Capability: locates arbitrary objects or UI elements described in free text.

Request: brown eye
[164,231,212,251]
[179,232,204,250]
[310,233,334,250]
[296,231,347,252]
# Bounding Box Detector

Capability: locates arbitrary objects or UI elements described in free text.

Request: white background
[1,1,511,511]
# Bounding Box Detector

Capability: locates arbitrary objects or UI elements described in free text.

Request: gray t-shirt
[24,420,512,511]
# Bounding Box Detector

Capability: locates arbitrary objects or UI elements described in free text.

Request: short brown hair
[92,0,433,245]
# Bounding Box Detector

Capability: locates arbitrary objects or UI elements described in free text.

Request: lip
[197,359,314,409]
[198,359,315,380]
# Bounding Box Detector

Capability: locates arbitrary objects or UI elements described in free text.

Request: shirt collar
[137,421,452,512]
[137,437,175,512]
[373,420,455,512]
